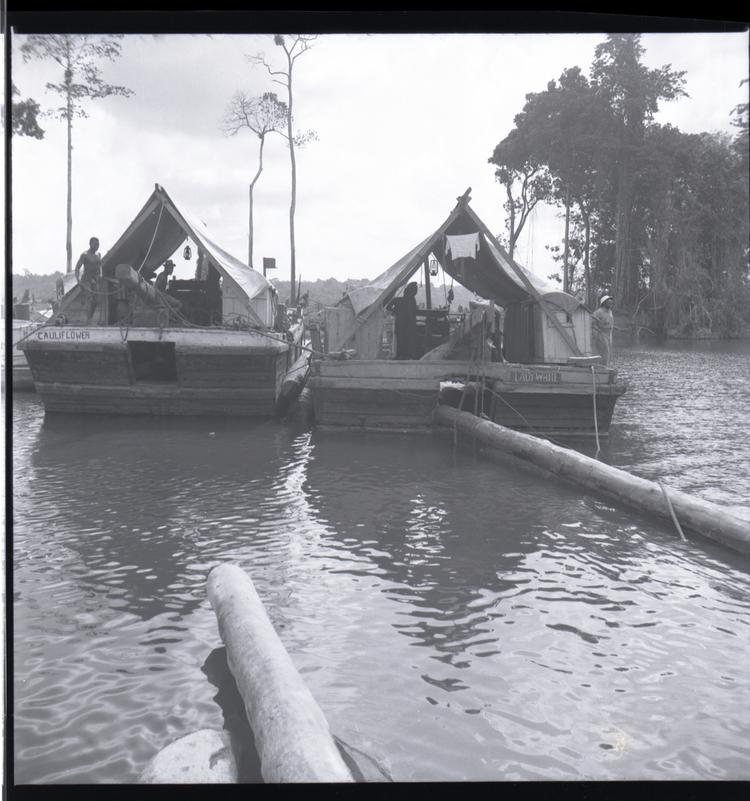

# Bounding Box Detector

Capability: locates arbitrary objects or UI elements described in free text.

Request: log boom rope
[659,480,688,542]
[591,366,601,457]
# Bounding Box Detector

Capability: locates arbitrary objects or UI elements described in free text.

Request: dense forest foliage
[489,34,749,338]
[9,272,63,305]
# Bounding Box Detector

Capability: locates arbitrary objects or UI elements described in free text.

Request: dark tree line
[490,34,749,338]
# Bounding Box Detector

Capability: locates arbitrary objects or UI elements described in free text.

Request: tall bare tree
[21,35,133,273]
[222,91,288,268]
[252,35,317,305]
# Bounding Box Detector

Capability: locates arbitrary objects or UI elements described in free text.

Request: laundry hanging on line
[445,232,481,260]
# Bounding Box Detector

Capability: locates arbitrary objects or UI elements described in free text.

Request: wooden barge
[311,359,622,435]
[21,184,305,416]
[309,189,626,436]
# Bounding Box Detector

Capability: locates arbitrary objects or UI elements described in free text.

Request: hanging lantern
[429,258,439,277]
[183,244,192,260]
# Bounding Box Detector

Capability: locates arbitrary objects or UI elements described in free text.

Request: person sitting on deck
[155,260,175,294]
[592,295,615,367]
[389,281,419,360]
[74,236,102,324]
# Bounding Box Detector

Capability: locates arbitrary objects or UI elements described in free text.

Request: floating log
[207,564,354,783]
[279,352,310,404]
[139,729,237,784]
[434,404,750,555]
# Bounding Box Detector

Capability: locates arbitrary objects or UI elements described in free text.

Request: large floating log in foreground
[434,404,750,556]
[207,564,354,783]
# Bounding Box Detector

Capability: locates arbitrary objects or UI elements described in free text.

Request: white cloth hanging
[445,232,480,260]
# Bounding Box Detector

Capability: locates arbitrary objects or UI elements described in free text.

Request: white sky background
[9,31,749,287]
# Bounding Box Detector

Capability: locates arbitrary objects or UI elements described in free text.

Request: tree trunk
[66,71,73,274]
[652,199,666,337]
[582,205,591,308]
[563,189,571,294]
[248,135,266,269]
[614,126,634,308]
[506,182,516,260]
[287,56,297,306]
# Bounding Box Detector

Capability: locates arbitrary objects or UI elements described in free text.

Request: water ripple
[12,343,750,782]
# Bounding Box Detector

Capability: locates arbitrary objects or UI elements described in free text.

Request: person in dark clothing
[393,281,419,360]
[155,260,175,293]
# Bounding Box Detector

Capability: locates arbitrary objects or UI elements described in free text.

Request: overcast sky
[9,30,749,288]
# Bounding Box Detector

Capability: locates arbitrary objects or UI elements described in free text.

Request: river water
[10,342,750,783]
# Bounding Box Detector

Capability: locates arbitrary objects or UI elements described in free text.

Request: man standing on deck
[74,236,102,324]
[592,295,615,367]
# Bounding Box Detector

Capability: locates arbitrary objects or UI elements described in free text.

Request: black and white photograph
[4,9,750,792]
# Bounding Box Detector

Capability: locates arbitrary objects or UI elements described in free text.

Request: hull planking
[22,326,303,416]
[309,358,626,436]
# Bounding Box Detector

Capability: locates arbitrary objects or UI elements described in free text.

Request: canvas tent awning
[99,184,273,304]
[352,196,560,311]
[336,188,583,356]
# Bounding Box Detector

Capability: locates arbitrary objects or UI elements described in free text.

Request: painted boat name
[36,329,91,341]
[510,368,561,384]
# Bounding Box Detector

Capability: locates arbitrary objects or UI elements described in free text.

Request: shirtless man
[74,237,102,323]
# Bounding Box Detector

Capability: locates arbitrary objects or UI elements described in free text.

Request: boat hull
[12,364,36,392]
[22,326,303,416]
[9,319,39,392]
[309,359,626,436]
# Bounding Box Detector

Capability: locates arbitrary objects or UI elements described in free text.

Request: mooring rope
[137,200,165,275]
[591,365,601,458]
[658,480,688,542]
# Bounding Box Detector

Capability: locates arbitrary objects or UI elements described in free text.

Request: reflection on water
[12,343,750,782]
[607,341,750,517]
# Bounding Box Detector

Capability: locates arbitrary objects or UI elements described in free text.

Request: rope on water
[479,381,569,449]
[658,480,688,542]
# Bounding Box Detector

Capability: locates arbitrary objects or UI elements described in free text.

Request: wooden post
[207,564,354,783]
[424,258,432,310]
[434,405,750,555]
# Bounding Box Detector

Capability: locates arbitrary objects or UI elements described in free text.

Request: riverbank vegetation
[490,34,750,339]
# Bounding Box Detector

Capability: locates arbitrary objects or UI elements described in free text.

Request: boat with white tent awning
[309,188,626,436]
[21,184,306,416]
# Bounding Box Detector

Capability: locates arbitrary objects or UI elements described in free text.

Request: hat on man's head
[165,260,175,268]
[599,295,613,305]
